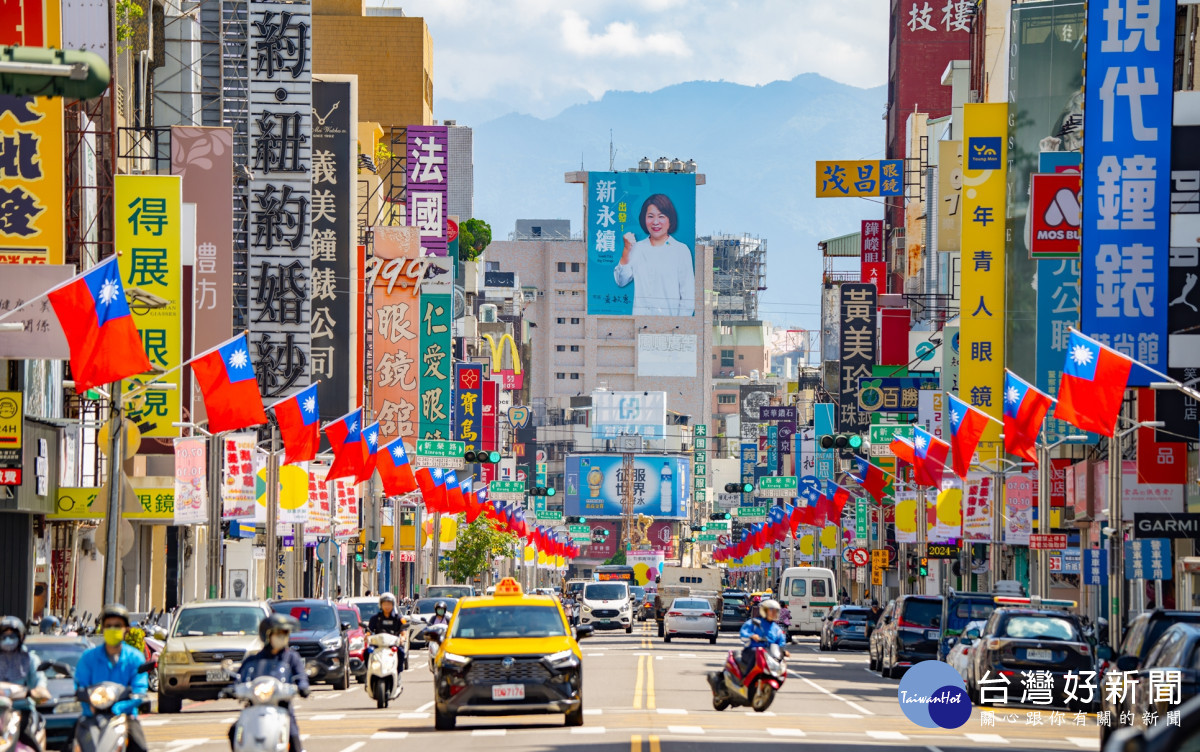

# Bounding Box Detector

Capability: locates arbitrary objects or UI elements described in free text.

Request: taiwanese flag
[357,421,380,484]
[890,436,916,466]
[46,255,152,392]
[325,409,364,482]
[827,481,851,522]
[1054,330,1134,437]
[1002,370,1053,463]
[444,470,465,514]
[466,487,488,523]
[851,457,889,502]
[912,427,949,488]
[813,486,831,529]
[768,505,787,543]
[797,482,820,526]
[271,383,320,465]
[947,393,990,479]
[460,477,474,516]
[786,503,803,538]
[489,498,507,524]
[415,466,447,513]
[378,437,419,497]
[190,333,268,433]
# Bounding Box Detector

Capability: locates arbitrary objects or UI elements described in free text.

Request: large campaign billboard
[564,454,689,519]
[587,171,696,316]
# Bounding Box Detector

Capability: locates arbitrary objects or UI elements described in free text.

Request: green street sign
[489,480,526,493]
[855,498,869,541]
[706,520,731,531]
[415,440,466,468]
[695,533,720,542]
[535,509,563,521]
[869,423,913,447]
[695,436,707,449]
[757,476,797,497]
[568,524,591,541]
[734,506,768,519]
[694,425,707,437]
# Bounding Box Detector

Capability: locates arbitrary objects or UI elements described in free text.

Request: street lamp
[1033,434,1088,599]
[971,456,1034,588]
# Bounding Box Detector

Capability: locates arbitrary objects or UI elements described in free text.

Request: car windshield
[673,599,711,610]
[724,594,747,604]
[839,608,869,619]
[338,610,358,628]
[901,599,942,628]
[949,601,997,631]
[173,606,264,636]
[427,587,472,599]
[584,584,626,601]
[26,641,88,678]
[451,606,566,639]
[631,587,645,600]
[1002,615,1080,641]
[355,602,381,622]
[271,603,339,631]
[416,599,457,614]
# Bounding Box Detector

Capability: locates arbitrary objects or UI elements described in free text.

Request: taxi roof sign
[493,577,523,596]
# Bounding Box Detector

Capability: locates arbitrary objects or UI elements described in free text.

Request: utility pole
[621,452,635,551]
[264,425,279,600]
[207,431,224,599]
[103,381,124,605]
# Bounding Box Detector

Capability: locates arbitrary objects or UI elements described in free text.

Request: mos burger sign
[1134,513,1200,539]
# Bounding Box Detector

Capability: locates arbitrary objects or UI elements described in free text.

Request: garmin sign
[1134,514,1200,540]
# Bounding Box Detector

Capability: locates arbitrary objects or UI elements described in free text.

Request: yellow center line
[633,654,646,710]
[646,648,656,709]
[649,735,661,752]
[631,734,642,752]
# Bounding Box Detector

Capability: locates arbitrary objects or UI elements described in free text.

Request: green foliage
[374,142,394,168]
[603,550,627,566]
[115,0,144,55]
[439,516,518,584]
[459,218,493,262]
[124,626,145,652]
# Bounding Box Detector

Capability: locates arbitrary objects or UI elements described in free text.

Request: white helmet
[759,599,782,621]
[379,593,397,606]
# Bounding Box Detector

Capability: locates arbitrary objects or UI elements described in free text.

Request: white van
[579,581,633,633]
[778,566,837,637]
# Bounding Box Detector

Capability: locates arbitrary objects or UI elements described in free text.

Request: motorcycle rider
[37,617,60,636]
[737,599,789,680]
[227,614,310,752]
[0,616,51,752]
[73,605,149,752]
[367,594,404,637]
[428,602,450,627]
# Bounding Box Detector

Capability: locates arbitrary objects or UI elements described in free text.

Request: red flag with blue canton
[827,481,851,522]
[912,427,949,488]
[46,256,152,392]
[416,466,447,513]
[466,486,488,523]
[1002,370,1052,463]
[1054,330,1134,437]
[851,457,888,502]
[947,393,990,479]
[325,409,364,482]
[890,436,916,466]
[190,333,268,433]
[444,470,465,514]
[378,437,418,497]
[272,383,319,466]
[356,421,380,483]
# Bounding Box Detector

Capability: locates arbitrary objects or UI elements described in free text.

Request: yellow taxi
[425,577,592,730]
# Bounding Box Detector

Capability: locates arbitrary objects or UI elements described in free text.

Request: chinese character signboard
[173,437,208,525]
[372,226,422,442]
[637,333,697,377]
[407,125,448,256]
[1081,0,1174,384]
[961,103,1007,448]
[564,454,689,519]
[304,464,331,537]
[593,391,667,440]
[222,433,257,519]
[454,363,483,457]
[815,160,903,198]
[0,267,70,358]
[0,0,63,265]
[861,220,884,263]
[247,0,313,399]
[1125,538,1172,580]
[418,293,452,438]
[1004,473,1033,546]
[937,141,962,252]
[855,377,940,414]
[310,78,357,420]
[838,283,877,432]
[116,175,182,437]
[586,171,697,316]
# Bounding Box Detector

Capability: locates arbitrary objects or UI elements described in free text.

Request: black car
[938,591,1000,661]
[720,591,751,631]
[25,636,91,750]
[1102,610,1200,744]
[966,607,1093,709]
[1107,692,1200,752]
[820,605,870,651]
[1127,623,1200,733]
[270,599,351,688]
[877,595,943,679]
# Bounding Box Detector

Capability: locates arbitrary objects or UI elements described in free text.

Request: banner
[418,293,452,439]
[838,283,877,432]
[373,229,421,442]
[960,103,1007,449]
[593,391,667,439]
[407,125,449,256]
[894,490,919,544]
[481,379,498,452]
[221,433,257,519]
[304,464,331,537]
[814,160,903,198]
[563,455,689,519]
[333,477,358,539]
[116,175,183,437]
[586,171,697,316]
[173,438,208,524]
[1080,0,1175,384]
[1004,474,1034,546]
[962,472,993,541]
[637,333,697,377]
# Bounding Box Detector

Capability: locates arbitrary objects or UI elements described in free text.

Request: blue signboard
[740,443,756,490]
[1084,549,1108,585]
[1060,549,1081,575]
[563,454,689,519]
[1125,538,1172,580]
[815,403,836,482]
[1081,0,1175,385]
[766,425,778,473]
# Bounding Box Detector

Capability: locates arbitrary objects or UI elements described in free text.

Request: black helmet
[39,616,61,635]
[0,616,25,642]
[435,601,447,613]
[99,604,130,628]
[259,613,298,642]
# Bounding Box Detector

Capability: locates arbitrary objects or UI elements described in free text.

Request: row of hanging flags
[44,256,580,561]
[714,329,1139,563]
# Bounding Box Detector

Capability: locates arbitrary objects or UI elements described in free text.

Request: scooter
[222,662,303,752]
[0,683,38,752]
[72,661,154,752]
[363,634,403,709]
[707,641,788,713]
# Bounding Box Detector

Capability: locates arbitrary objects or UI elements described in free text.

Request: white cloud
[560,10,691,58]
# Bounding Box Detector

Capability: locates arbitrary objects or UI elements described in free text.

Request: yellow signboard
[960,104,1008,451]
[815,160,903,198]
[937,141,963,252]
[50,486,176,521]
[871,567,883,586]
[362,524,417,550]
[125,487,176,520]
[116,176,183,437]
[0,392,22,454]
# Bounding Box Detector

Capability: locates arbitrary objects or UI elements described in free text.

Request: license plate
[492,684,525,701]
[1026,649,1053,662]
[685,616,699,622]
[926,630,940,640]
[812,611,823,618]
[206,669,230,682]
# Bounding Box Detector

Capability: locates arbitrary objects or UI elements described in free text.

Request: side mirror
[1115,654,1137,672]
[360,621,370,629]
[341,622,350,632]
[1097,645,1114,661]
[37,661,72,678]
[422,626,444,645]
[965,628,981,640]
[575,625,594,641]
[960,638,974,647]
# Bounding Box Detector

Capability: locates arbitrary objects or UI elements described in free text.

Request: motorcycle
[363,634,403,709]
[707,642,788,713]
[0,682,38,752]
[221,661,302,752]
[72,662,154,752]
[423,624,447,673]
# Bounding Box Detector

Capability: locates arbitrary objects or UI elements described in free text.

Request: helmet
[99,604,130,628]
[434,601,447,613]
[259,613,299,642]
[39,616,61,635]
[759,599,782,621]
[379,593,397,606]
[0,616,25,642]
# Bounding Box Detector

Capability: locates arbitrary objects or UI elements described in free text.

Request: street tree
[439,516,519,584]
[459,218,493,261]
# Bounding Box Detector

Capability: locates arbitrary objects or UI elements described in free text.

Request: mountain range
[453,73,887,329]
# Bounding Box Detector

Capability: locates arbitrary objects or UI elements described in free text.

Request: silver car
[663,597,718,644]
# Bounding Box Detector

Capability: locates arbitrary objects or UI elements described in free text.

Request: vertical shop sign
[455,363,483,458]
[418,293,452,439]
[173,437,208,524]
[221,433,257,519]
[304,464,331,537]
[407,125,449,257]
[937,141,962,252]
[838,283,876,432]
[372,226,422,442]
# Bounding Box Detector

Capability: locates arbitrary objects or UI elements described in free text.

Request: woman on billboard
[614,193,696,316]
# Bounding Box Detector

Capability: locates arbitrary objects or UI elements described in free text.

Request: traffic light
[819,433,864,450]
[0,46,110,100]
[354,541,365,563]
[689,524,706,532]
[366,539,380,560]
[709,512,731,521]
[918,557,929,577]
[465,449,501,463]
[529,486,556,497]
[724,482,754,493]
[566,516,587,524]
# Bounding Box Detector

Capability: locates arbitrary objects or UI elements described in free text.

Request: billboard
[372,227,421,442]
[838,283,877,432]
[418,293,452,438]
[586,171,696,316]
[593,391,666,439]
[454,363,483,456]
[1081,0,1175,384]
[407,125,449,256]
[814,160,903,197]
[564,454,689,519]
[637,333,697,377]
[937,141,962,252]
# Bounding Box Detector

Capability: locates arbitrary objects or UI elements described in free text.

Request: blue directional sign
[1084,549,1108,586]
[1060,549,1081,575]
[1125,538,1172,581]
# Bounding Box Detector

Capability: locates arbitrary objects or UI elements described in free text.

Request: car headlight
[348,637,364,652]
[544,649,579,670]
[320,636,342,649]
[440,652,470,670]
[582,605,592,613]
[88,685,120,711]
[53,702,82,715]
[160,651,189,665]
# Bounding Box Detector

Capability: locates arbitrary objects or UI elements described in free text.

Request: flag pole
[122,331,252,400]
[265,380,323,412]
[0,255,122,325]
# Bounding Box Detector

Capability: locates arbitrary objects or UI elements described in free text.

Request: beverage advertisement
[563,454,689,519]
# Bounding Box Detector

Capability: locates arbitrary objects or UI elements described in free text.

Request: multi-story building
[445,121,474,220]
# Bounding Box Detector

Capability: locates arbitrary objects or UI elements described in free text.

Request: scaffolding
[703,233,766,322]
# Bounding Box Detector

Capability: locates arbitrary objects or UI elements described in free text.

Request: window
[811,580,828,598]
[570,345,580,352]
[557,262,566,272]
[738,354,745,360]
[720,349,734,368]
[556,345,565,352]
[570,317,581,324]
[556,373,565,380]
[556,317,565,324]
[485,261,500,272]
[532,226,542,237]
[789,580,806,597]
[571,290,580,296]
[570,373,581,380]
[571,263,581,272]
[556,290,565,296]
[718,394,736,404]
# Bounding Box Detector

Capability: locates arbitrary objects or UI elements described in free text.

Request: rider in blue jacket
[74,605,149,752]
[737,599,788,678]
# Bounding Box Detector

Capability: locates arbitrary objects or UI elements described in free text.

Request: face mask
[269,634,289,651]
[103,628,125,647]
[0,636,18,652]
[435,609,445,617]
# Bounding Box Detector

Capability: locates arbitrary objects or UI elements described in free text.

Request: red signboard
[1029,533,1068,550]
[1029,173,1081,259]
[0,468,21,486]
[879,308,911,366]
[863,262,887,295]
[1136,389,1186,485]
[861,220,884,263]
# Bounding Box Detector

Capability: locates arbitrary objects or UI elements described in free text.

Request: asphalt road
[144,621,1101,752]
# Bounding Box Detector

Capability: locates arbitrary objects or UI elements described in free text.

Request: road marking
[310,714,345,721]
[845,700,873,715]
[767,728,807,738]
[141,719,171,727]
[570,727,606,734]
[818,657,837,663]
[335,743,365,752]
[215,718,237,724]
[586,652,605,657]
[584,708,603,715]
[667,725,704,735]
[745,710,775,717]
[396,713,429,719]
[966,734,1009,744]
[415,700,435,712]
[471,729,506,737]
[1067,739,1096,748]
[633,654,646,709]
[679,653,696,658]
[656,708,687,715]
[370,732,409,740]
[409,662,428,672]
[325,693,341,700]
[655,655,664,660]
[799,676,876,715]
[830,713,862,719]
[631,734,641,752]
[649,735,661,752]
[646,649,656,709]
[867,731,909,741]
[926,746,945,752]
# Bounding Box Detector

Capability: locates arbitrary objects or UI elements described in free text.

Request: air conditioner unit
[479,304,498,323]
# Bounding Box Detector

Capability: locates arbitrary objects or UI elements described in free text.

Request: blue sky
[393,0,890,121]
